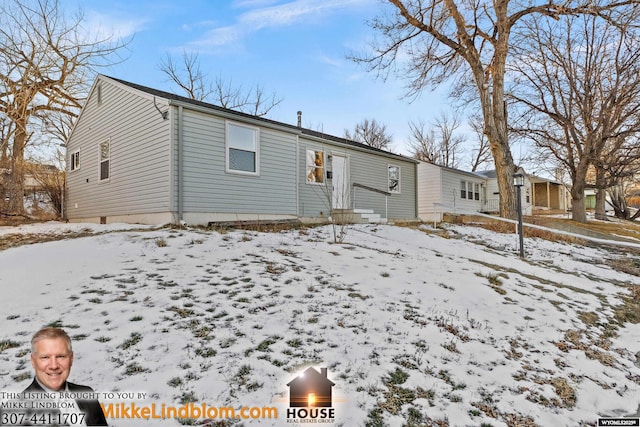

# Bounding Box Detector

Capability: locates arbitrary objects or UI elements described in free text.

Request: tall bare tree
[158,50,282,117]
[509,12,640,222]
[344,118,393,150]
[468,114,493,172]
[408,113,464,168]
[0,0,127,215]
[355,0,638,219]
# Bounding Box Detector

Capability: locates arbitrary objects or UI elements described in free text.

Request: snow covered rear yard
[0,222,638,426]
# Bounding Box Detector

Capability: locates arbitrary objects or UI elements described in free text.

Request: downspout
[415,163,419,221]
[295,135,300,217]
[178,105,184,222]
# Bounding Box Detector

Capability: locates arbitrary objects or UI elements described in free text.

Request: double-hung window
[100,140,110,181]
[226,122,259,175]
[388,165,400,193]
[306,150,325,184]
[460,180,467,199]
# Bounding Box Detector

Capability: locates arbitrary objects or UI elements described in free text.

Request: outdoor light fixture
[513,173,524,188]
[513,173,525,258]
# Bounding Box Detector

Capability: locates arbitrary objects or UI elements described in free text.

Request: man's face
[31,338,73,391]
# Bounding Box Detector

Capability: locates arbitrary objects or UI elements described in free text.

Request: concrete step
[354,209,386,224]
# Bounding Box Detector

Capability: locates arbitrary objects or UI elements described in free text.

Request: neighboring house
[417,162,488,222]
[477,168,534,216]
[24,163,61,195]
[65,75,418,225]
[418,163,570,223]
[528,175,570,214]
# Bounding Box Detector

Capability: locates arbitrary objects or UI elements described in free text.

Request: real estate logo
[286,367,336,423]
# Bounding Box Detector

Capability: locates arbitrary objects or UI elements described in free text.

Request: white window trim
[225,121,260,176]
[70,150,80,172]
[306,148,326,185]
[388,164,401,194]
[99,139,110,182]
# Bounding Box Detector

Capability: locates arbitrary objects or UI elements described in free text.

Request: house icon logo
[286,367,336,421]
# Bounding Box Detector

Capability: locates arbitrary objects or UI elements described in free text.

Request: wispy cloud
[83,10,147,41]
[231,0,281,8]
[188,0,375,50]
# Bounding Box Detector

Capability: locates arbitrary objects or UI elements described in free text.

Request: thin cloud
[188,0,375,50]
[83,10,147,41]
[231,0,280,8]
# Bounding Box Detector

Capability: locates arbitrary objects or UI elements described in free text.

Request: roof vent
[297,111,302,128]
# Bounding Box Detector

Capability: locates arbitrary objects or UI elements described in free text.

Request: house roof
[102,75,417,163]
[421,162,489,180]
[476,170,497,179]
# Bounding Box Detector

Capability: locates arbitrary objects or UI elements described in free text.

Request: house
[528,174,570,214]
[418,163,571,222]
[477,168,537,216]
[417,162,489,222]
[287,367,334,407]
[65,75,418,226]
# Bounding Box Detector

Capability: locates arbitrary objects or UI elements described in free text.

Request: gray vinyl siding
[298,137,417,220]
[66,78,171,219]
[180,109,297,214]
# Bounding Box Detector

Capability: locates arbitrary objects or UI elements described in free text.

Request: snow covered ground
[0,222,639,426]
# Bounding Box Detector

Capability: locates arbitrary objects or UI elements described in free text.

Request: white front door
[331,155,349,209]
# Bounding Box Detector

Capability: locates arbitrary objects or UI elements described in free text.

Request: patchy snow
[0,222,638,426]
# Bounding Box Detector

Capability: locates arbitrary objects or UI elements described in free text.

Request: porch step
[353,209,387,224]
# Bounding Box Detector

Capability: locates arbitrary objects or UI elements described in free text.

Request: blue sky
[69,0,453,157]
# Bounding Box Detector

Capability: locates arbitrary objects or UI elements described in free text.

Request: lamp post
[513,173,525,258]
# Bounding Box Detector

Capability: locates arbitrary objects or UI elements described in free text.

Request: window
[70,151,80,171]
[226,122,259,174]
[474,183,480,201]
[306,150,325,184]
[96,83,102,105]
[388,165,400,193]
[460,180,467,199]
[100,141,110,181]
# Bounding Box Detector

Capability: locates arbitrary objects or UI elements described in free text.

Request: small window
[460,180,466,199]
[70,151,80,171]
[100,141,110,181]
[467,182,473,199]
[96,83,102,105]
[388,165,400,193]
[306,150,324,184]
[226,122,259,174]
[474,183,480,201]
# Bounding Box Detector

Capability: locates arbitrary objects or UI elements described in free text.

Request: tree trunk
[5,123,27,215]
[594,167,608,220]
[570,178,588,223]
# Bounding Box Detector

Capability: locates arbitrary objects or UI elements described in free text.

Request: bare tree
[0,0,127,215]
[344,118,393,150]
[509,13,640,223]
[24,157,64,218]
[595,135,640,220]
[159,50,282,117]
[408,113,464,168]
[468,114,493,172]
[355,0,638,219]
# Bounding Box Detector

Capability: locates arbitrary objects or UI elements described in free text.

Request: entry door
[331,155,349,209]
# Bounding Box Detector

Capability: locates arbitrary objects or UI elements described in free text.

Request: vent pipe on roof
[297,111,302,128]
